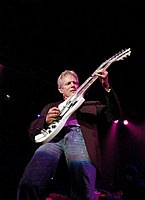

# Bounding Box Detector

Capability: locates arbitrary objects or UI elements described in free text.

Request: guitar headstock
[112,48,131,62]
[95,48,131,72]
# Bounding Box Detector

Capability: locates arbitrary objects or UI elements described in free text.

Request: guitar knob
[52,125,56,129]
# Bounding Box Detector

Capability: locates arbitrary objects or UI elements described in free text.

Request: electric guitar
[35,48,131,143]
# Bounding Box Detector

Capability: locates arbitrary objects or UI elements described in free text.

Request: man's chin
[70,92,75,96]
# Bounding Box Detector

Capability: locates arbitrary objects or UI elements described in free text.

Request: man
[17,69,121,200]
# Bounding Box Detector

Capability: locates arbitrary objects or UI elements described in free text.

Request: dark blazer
[28,88,121,177]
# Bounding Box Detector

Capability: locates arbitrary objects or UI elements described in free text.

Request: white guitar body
[34,48,131,143]
[35,96,85,143]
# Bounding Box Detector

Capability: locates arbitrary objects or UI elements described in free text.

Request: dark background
[0,1,145,199]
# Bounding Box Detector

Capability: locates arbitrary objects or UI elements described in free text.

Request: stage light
[113,119,129,125]
[123,120,129,125]
[114,120,119,123]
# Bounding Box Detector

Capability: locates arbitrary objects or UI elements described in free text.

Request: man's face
[59,74,79,99]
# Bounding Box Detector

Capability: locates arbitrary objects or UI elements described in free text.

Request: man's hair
[57,70,79,89]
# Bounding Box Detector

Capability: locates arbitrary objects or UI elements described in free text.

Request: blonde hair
[57,70,79,89]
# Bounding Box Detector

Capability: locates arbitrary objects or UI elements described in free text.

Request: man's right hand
[45,107,60,124]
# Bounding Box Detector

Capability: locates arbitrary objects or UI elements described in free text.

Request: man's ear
[58,88,63,93]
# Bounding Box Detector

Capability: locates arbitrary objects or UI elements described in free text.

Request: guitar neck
[75,74,99,97]
[75,60,113,97]
[68,48,131,101]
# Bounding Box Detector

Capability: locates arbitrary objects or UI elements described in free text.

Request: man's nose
[70,82,75,86]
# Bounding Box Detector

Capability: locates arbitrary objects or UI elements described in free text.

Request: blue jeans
[17,126,96,200]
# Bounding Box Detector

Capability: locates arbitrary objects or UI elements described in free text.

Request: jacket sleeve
[28,104,51,142]
[97,86,122,122]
